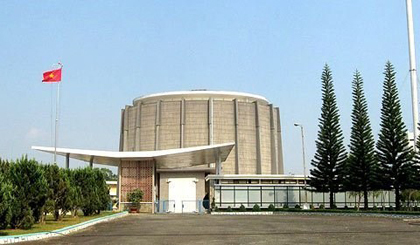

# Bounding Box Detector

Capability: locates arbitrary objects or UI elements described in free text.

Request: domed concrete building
[120,90,284,175]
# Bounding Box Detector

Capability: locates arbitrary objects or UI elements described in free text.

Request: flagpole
[406,0,419,151]
[54,81,60,164]
[53,62,63,164]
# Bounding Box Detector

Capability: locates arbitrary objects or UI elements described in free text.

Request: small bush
[214,206,219,212]
[319,204,325,209]
[283,204,289,209]
[252,204,261,212]
[20,209,35,230]
[309,204,314,210]
[388,206,395,211]
[294,205,301,210]
[127,189,143,204]
[344,205,348,210]
[331,204,337,209]
[239,204,246,212]
[372,206,378,211]
[226,206,233,212]
[267,204,275,211]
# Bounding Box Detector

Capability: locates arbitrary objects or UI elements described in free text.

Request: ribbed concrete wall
[237,102,257,174]
[139,103,156,151]
[184,101,208,148]
[213,101,236,174]
[159,101,182,150]
[121,91,284,174]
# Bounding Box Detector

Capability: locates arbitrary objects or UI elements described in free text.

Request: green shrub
[72,167,110,216]
[309,204,314,210]
[43,165,73,221]
[372,206,378,211]
[226,206,233,212]
[93,168,111,214]
[344,205,348,210]
[127,188,143,211]
[294,205,301,209]
[19,209,35,230]
[252,204,261,212]
[214,206,219,212]
[283,204,289,209]
[0,168,13,229]
[239,204,246,212]
[267,204,275,211]
[331,204,337,209]
[9,156,48,228]
[127,189,144,204]
[319,204,325,209]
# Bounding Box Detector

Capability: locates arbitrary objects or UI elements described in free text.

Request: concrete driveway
[27,213,420,245]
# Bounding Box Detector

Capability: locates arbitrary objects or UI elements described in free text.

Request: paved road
[27,214,420,245]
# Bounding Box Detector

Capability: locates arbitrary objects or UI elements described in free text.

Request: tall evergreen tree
[310,64,347,208]
[410,128,420,192]
[377,61,413,210]
[345,70,379,209]
[43,164,72,221]
[9,156,48,229]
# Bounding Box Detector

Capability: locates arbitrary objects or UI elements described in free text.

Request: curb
[0,211,128,244]
[211,212,273,215]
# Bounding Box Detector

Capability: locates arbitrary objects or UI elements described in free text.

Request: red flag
[42,68,62,82]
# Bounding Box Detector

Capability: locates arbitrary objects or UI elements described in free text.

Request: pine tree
[9,156,47,229]
[345,70,380,209]
[43,164,72,221]
[310,64,347,208]
[377,61,413,210]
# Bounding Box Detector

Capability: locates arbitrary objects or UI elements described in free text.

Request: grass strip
[0,211,120,236]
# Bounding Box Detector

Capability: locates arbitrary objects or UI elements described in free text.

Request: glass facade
[214,185,395,208]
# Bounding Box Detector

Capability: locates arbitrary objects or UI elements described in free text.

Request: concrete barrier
[0,211,128,244]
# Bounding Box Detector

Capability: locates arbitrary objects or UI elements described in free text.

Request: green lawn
[0,211,120,236]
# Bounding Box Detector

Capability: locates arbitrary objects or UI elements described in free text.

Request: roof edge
[133,90,269,104]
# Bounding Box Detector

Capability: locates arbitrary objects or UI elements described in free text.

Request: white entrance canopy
[32,143,234,169]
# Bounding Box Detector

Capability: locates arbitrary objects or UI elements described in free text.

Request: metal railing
[155,200,210,213]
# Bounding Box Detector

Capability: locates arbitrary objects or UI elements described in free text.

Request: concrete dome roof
[133,90,269,104]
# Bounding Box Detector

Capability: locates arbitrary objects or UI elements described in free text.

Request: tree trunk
[357,192,362,211]
[363,189,369,210]
[408,191,413,211]
[54,210,60,221]
[395,188,400,210]
[39,213,46,225]
[329,191,334,209]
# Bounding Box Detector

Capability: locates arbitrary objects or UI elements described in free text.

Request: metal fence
[214,185,396,208]
[155,200,210,213]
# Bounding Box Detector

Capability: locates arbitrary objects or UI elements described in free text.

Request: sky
[0,1,419,175]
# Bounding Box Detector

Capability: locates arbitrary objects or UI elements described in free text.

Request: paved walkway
[26,214,420,245]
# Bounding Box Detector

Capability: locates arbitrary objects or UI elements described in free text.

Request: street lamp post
[294,123,308,209]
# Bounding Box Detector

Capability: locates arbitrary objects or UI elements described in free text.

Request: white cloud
[25,127,45,141]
